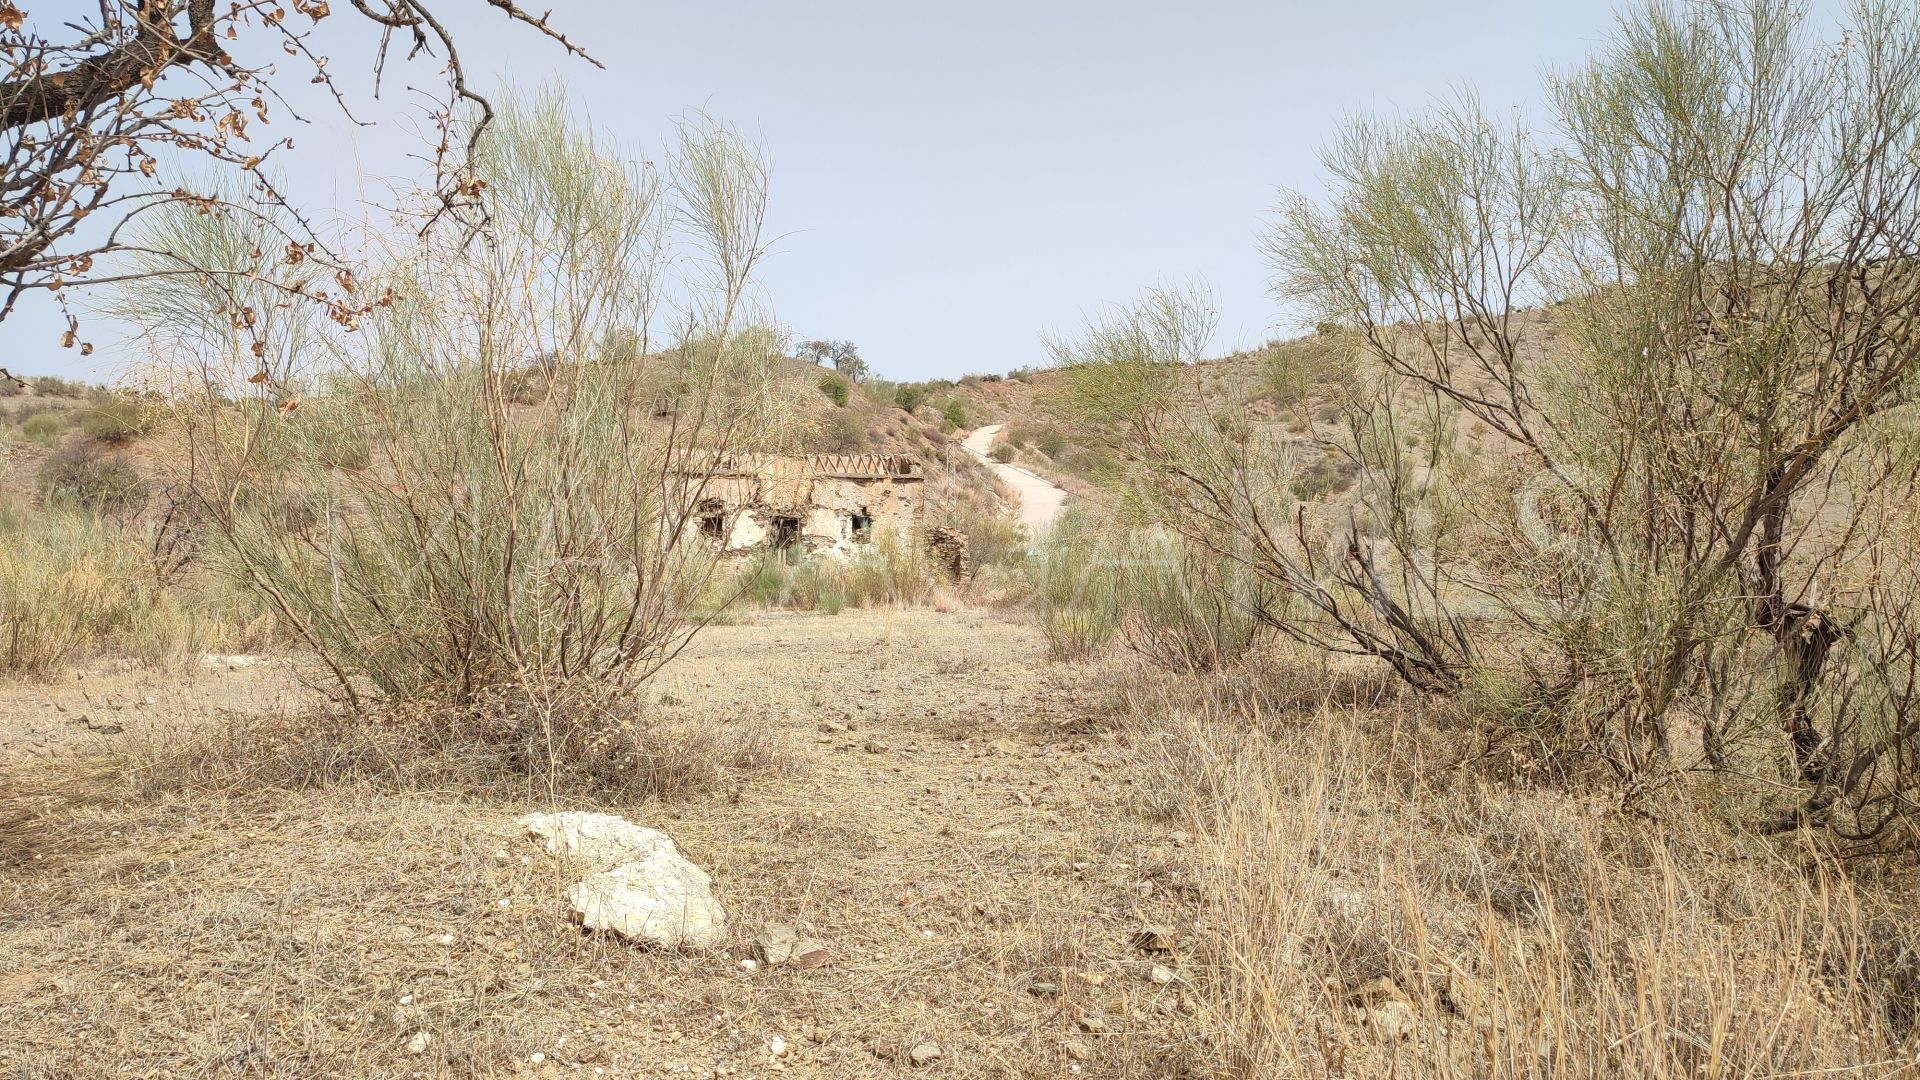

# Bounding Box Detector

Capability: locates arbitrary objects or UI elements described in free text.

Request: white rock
[406,1031,432,1055]
[568,863,727,950]
[519,811,726,951]
[1370,999,1418,1042]
[768,1036,788,1058]
[521,811,680,866]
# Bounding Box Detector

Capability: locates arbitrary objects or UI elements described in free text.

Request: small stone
[768,1036,788,1058]
[788,938,831,969]
[755,923,798,966]
[739,958,759,972]
[1369,999,1418,1042]
[399,993,414,1006]
[863,740,885,754]
[436,933,456,946]
[1075,1014,1111,1035]
[1027,980,1060,997]
[528,1051,546,1064]
[1129,925,1177,954]
[1343,976,1405,1007]
[1148,964,1175,985]
[1063,1038,1091,1061]
[405,1031,432,1055]
[906,1041,942,1067]
[1169,829,1192,846]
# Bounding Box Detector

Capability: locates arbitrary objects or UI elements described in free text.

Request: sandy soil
[960,426,1069,534]
[0,656,317,761]
[0,609,1204,1078]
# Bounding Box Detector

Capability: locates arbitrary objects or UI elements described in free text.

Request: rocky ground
[0,609,1207,1078]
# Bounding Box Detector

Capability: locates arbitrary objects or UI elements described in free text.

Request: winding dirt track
[960,425,1069,534]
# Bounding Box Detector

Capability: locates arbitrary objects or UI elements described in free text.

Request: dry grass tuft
[1114,649,1920,1078]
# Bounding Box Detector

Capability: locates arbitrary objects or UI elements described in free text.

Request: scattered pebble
[788,938,831,969]
[405,1031,432,1055]
[1130,925,1177,954]
[907,1040,942,1067]
[755,923,798,966]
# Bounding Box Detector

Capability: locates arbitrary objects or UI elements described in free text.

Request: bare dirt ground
[0,609,1206,1078]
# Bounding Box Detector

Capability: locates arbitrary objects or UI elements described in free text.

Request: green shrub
[1024,509,1120,660]
[991,444,1015,464]
[946,505,1026,569]
[1113,534,1273,673]
[818,375,850,407]
[0,498,269,678]
[31,376,89,398]
[725,528,935,613]
[0,502,134,677]
[40,442,146,514]
[895,384,928,413]
[80,397,153,444]
[131,95,779,722]
[842,528,936,607]
[819,409,868,451]
[942,399,968,431]
[19,413,65,446]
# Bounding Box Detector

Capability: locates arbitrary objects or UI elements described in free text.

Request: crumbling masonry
[693,453,925,558]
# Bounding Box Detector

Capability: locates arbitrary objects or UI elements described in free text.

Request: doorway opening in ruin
[851,508,873,542]
[696,499,727,542]
[771,515,802,551]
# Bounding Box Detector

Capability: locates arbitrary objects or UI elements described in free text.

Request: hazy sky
[8,0,1853,382]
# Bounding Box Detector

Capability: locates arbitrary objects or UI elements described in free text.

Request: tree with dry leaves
[0,0,599,382]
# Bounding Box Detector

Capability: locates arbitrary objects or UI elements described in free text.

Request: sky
[6,0,1852,383]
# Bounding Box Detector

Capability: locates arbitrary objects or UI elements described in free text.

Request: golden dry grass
[6,613,1917,1078]
[1115,652,1920,1079]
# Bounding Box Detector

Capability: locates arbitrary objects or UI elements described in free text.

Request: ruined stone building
[693,453,924,557]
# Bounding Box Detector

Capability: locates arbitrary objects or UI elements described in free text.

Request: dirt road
[961,425,1069,534]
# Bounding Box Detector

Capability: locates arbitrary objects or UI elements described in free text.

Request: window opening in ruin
[851,508,873,542]
[699,512,726,541]
[772,515,802,551]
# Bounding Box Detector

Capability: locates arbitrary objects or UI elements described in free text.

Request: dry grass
[1114,650,1920,1078]
[0,610,1205,1078]
[9,610,1914,1077]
